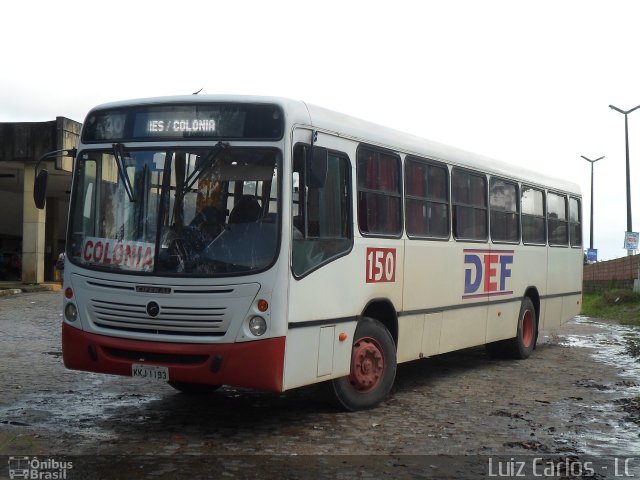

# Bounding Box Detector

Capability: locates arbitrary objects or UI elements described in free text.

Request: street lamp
[581,155,604,250]
[609,104,640,255]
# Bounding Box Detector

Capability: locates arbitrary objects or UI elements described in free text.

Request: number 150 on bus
[366,247,396,283]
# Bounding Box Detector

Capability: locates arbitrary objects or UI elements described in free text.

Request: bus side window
[521,186,546,245]
[490,178,519,243]
[292,144,352,277]
[548,193,568,246]
[569,197,582,247]
[357,147,402,236]
[452,168,487,241]
[404,157,449,239]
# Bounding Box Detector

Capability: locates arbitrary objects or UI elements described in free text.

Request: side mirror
[33,169,48,209]
[31,147,77,209]
[307,146,328,188]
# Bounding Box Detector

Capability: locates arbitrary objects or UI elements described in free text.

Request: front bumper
[62,323,285,392]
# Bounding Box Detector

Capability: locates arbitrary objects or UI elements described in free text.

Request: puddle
[0,374,163,441]
[562,316,640,391]
[560,316,640,456]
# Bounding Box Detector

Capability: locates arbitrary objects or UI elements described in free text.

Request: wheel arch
[524,287,541,347]
[361,298,398,348]
[523,287,540,323]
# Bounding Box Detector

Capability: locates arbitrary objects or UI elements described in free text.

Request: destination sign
[82,236,155,272]
[147,119,216,133]
[82,103,284,142]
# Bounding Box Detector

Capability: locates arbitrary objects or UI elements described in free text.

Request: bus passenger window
[489,178,519,243]
[521,186,546,245]
[357,147,402,236]
[404,157,449,238]
[452,169,487,241]
[569,197,582,247]
[292,144,352,277]
[548,193,568,246]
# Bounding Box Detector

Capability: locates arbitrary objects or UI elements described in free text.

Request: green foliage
[581,290,640,326]
[601,289,640,305]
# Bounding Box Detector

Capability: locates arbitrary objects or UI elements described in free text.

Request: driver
[190,206,225,240]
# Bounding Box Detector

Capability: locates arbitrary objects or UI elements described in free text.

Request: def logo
[463,249,514,299]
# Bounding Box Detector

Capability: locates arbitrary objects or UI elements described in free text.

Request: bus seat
[228,195,262,224]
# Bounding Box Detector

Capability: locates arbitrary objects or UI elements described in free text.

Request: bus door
[284,127,354,389]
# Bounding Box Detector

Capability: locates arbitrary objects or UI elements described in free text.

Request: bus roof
[89,94,580,195]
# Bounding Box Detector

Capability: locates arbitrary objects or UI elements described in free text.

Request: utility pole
[609,104,640,256]
[580,155,604,251]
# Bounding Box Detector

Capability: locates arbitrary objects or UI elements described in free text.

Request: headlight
[248,316,267,336]
[64,302,78,322]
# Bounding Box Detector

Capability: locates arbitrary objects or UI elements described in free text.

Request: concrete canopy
[0,117,80,282]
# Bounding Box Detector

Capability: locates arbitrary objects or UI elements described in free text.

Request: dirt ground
[1,291,639,479]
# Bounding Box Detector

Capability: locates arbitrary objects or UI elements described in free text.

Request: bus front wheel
[330,317,397,411]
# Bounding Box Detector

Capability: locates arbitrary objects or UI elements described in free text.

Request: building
[0,117,80,283]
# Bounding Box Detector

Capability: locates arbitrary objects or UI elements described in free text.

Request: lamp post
[609,104,640,255]
[581,155,604,250]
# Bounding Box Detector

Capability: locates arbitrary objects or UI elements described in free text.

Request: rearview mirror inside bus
[308,146,328,188]
[33,169,48,209]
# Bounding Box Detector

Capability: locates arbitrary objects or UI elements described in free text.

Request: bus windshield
[68,146,280,276]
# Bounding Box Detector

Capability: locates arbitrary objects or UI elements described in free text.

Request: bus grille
[72,274,260,340]
[91,299,227,336]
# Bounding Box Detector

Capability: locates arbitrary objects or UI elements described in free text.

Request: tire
[486,297,537,359]
[329,317,397,411]
[168,382,222,394]
[510,297,537,359]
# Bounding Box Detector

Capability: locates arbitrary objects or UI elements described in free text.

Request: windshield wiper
[112,143,135,202]
[183,141,229,193]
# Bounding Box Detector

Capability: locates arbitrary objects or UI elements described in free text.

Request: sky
[2,0,640,261]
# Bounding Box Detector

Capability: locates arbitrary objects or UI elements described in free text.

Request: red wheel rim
[521,309,534,348]
[348,336,385,392]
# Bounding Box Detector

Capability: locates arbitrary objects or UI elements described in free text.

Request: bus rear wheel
[486,297,537,359]
[168,382,222,394]
[512,297,537,359]
[330,317,397,411]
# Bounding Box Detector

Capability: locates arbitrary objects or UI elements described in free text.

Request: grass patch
[581,289,640,326]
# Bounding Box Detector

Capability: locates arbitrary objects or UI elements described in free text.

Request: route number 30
[366,247,396,283]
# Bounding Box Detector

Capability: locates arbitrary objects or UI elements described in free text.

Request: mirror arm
[34,148,77,176]
[32,148,77,209]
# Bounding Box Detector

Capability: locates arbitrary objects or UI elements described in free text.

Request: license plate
[132,364,169,381]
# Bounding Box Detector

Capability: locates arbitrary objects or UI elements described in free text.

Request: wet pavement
[1,291,639,478]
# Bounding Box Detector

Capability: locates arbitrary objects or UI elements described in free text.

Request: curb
[0,284,62,296]
[0,288,23,297]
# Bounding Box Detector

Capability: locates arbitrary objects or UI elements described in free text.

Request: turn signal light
[257,299,269,312]
[64,288,73,299]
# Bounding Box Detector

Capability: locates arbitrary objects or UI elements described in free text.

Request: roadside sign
[624,232,639,250]
[586,249,597,262]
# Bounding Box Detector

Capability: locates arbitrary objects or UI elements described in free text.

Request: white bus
[34,95,583,410]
